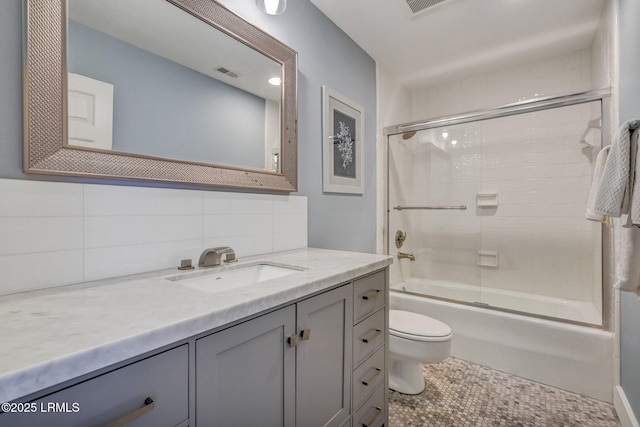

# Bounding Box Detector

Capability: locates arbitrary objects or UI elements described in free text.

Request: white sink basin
[165,263,302,293]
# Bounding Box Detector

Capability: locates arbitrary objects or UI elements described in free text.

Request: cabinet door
[296,285,353,427]
[196,305,296,427]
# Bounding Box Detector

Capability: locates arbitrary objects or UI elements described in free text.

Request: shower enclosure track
[383,88,611,136]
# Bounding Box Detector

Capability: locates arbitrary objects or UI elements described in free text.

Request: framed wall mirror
[23,0,298,192]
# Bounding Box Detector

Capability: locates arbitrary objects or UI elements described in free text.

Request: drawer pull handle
[300,328,311,341]
[106,397,155,427]
[362,329,382,343]
[362,406,382,427]
[361,368,382,386]
[362,289,381,300]
[288,334,298,348]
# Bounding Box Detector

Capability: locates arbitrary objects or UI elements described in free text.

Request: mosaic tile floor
[388,357,620,427]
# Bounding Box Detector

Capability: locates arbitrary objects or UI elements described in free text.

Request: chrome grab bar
[393,205,467,211]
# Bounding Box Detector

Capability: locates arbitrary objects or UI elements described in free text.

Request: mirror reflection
[67,0,283,172]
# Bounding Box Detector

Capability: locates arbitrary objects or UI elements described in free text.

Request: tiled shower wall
[0,179,307,295]
[410,49,594,121]
[395,46,612,305]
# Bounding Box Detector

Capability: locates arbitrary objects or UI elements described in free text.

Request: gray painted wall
[0,0,377,253]
[619,0,640,419]
[68,20,266,168]
[215,0,378,253]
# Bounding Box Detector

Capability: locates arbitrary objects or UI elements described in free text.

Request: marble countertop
[0,248,392,403]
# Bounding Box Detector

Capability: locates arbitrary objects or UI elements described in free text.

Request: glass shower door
[387,99,604,325]
[388,122,483,304]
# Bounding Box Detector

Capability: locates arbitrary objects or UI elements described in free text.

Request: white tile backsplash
[84,239,205,282]
[84,215,203,248]
[203,191,273,214]
[0,217,83,256]
[0,180,83,217]
[204,213,273,238]
[84,185,203,216]
[0,179,308,294]
[0,251,84,294]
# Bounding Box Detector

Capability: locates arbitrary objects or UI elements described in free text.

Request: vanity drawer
[353,271,386,323]
[353,346,385,409]
[353,308,385,367]
[353,384,385,427]
[2,345,189,427]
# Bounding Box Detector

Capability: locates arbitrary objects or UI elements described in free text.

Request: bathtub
[396,277,603,326]
[390,289,614,402]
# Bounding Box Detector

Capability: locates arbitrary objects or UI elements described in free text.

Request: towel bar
[393,205,467,211]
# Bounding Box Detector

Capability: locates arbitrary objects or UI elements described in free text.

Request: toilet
[388,309,453,395]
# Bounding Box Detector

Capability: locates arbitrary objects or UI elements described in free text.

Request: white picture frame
[322,86,364,194]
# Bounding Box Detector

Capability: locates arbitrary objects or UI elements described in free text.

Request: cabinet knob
[299,328,311,341]
[288,334,298,348]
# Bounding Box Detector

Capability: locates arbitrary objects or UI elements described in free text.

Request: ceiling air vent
[215,67,239,79]
[404,0,450,15]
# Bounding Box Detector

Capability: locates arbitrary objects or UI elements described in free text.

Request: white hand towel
[586,146,610,222]
[614,215,640,296]
[629,129,640,225]
[594,121,635,217]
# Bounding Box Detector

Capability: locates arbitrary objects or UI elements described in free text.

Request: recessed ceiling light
[256,0,286,15]
[268,77,282,86]
[442,131,449,139]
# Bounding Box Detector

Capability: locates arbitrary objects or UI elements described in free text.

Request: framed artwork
[322,86,364,194]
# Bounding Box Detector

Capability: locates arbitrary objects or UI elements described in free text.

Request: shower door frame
[384,88,614,330]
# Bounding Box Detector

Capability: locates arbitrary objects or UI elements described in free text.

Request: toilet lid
[389,310,452,339]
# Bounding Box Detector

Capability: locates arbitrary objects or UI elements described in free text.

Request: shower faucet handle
[395,230,407,248]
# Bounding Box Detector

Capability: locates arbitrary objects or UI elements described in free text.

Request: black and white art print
[322,86,364,194]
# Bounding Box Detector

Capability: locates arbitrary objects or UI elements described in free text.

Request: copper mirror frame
[23,0,298,192]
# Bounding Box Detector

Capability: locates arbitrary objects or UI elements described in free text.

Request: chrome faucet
[199,246,237,267]
[398,252,415,261]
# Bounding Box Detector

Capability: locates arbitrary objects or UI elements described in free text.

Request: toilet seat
[389,310,452,342]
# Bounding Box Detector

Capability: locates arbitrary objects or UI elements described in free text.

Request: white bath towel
[614,215,640,296]
[629,129,640,225]
[586,146,610,222]
[593,120,639,217]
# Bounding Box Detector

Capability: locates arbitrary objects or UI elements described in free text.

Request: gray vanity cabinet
[196,284,352,427]
[1,267,388,427]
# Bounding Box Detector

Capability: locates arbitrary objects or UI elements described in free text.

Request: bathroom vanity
[0,248,391,427]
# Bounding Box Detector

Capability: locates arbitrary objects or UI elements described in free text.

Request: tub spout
[398,252,415,261]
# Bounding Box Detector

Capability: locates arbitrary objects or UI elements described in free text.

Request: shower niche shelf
[476,193,498,207]
[477,251,499,267]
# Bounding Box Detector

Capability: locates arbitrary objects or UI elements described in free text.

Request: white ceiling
[310,0,606,90]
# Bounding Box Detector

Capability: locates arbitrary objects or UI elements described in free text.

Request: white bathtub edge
[615,386,640,427]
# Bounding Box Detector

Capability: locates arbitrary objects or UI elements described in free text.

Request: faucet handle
[224,251,237,263]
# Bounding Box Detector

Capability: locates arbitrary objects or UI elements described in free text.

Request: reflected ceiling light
[268,76,282,86]
[256,0,287,15]
[442,131,449,139]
